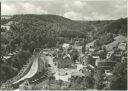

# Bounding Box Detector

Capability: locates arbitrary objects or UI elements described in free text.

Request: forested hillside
[10,14,90,38]
[79,18,127,39]
[1,14,95,55]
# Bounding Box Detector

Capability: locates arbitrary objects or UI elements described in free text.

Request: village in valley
[45,35,127,90]
[0,1,127,89]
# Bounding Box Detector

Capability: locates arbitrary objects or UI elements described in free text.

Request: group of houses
[83,35,127,76]
[58,34,127,79]
[1,21,13,31]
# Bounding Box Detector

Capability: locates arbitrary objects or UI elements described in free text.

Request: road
[44,56,72,82]
[44,56,85,82]
[13,58,38,84]
[12,53,84,84]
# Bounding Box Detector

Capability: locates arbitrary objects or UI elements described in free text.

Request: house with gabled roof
[95,58,116,70]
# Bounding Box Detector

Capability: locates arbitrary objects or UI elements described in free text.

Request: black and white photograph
[0,0,127,90]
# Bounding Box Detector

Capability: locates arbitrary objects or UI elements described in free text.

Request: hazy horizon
[1,14,127,21]
[1,0,127,20]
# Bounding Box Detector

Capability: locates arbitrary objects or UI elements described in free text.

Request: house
[1,21,13,31]
[114,51,122,57]
[121,51,127,63]
[1,15,12,19]
[74,40,80,46]
[57,53,73,68]
[63,54,71,60]
[88,64,95,69]
[121,56,127,63]
[86,40,96,50]
[91,56,100,65]
[118,42,126,51]
[95,59,116,70]
[63,55,71,63]
[79,67,92,77]
[106,51,114,59]
[3,56,11,60]
[73,46,82,51]
[95,58,100,66]
[89,48,95,52]
[62,43,70,50]
[105,70,113,76]
[111,49,122,62]
[92,56,100,59]
[80,55,88,65]
[73,46,82,54]
[76,63,83,71]
[8,53,14,56]
[1,25,10,31]
[2,55,12,63]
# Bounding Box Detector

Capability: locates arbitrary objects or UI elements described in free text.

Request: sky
[1,0,127,20]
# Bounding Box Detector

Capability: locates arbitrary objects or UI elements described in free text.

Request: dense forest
[1,15,127,53]
[0,14,127,87]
